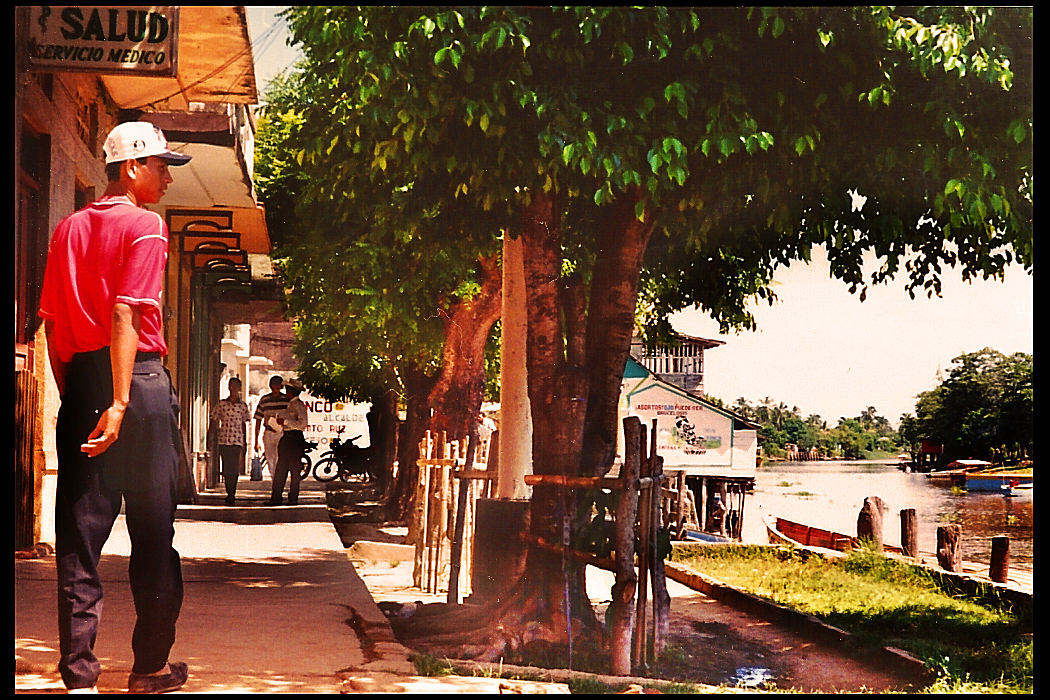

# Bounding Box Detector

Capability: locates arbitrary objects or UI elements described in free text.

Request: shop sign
[626,383,733,467]
[27,6,178,77]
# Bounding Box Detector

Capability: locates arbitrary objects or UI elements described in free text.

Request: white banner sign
[28,6,179,76]
[627,383,733,467]
[300,395,370,462]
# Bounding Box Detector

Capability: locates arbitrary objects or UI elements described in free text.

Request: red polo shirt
[39,196,169,363]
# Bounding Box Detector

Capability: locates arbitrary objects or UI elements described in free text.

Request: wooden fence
[410,417,704,675]
[522,416,674,675]
[411,430,496,601]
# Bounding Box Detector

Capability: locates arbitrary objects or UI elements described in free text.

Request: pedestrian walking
[266,379,309,506]
[38,121,191,693]
[209,376,251,505]
[253,375,287,478]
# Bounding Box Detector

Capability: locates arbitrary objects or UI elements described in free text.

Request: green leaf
[648,150,663,173]
[1011,122,1026,144]
[772,17,785,39]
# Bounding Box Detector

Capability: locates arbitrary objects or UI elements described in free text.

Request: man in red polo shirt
[38,121,191,694]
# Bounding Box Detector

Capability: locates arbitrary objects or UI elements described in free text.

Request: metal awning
[141,109,269,254]
[102,7,257,110]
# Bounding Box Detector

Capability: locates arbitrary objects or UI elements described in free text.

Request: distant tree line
[707,396,901,460]
[899,348,1033,466]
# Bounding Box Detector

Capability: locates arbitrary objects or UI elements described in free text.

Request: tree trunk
[388,191,655,666]
[580,189,656,477]
[368,388,399,494]
[519,189,600,652]
[388,365,435,522]
[428,254,503,441]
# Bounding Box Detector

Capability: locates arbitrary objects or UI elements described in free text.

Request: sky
[244,8,1033,428]
[246,7,301,96]
[673,247,1032,427]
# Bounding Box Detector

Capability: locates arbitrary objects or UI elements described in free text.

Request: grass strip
[671,544,1032,693]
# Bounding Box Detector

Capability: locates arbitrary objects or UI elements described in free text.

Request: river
[737,460,1033,570]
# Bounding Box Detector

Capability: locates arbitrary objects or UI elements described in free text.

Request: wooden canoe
[765,515,906,555]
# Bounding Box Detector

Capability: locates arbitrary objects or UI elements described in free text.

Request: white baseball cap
[103,121,191,165]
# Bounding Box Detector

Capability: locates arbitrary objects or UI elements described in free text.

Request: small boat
[967,470,1033,493]
[926,460,990,488]
[1000,480,1034,497]
[683,528,733,544]
[764,515,905,556]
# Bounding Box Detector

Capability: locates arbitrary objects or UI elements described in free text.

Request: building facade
[629,332,725,395]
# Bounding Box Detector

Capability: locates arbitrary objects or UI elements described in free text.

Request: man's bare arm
[43,319,69,396]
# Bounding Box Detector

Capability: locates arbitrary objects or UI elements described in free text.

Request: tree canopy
[272,5,1031,345]
[900,348,1033,464]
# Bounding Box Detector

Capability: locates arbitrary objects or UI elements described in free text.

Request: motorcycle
[312,427,373,483]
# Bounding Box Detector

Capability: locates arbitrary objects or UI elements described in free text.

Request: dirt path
[340,523,924,693]
[660,592,920,692]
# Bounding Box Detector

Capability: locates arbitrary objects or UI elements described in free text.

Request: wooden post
[633,424,651,671]
[412,433,432,589]
[448,429,479,604]
[674,471,686,539]
[990,535,1010,583]
[650,451,670,658]
[937,524,962,572]
[900,508,918,558]
[857,496,887,551]
[610,417,641,677]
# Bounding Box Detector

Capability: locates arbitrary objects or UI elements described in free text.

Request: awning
[102,6,257,110]
[141,110,269,254]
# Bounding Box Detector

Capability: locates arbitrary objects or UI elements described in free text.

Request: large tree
[257,62,504,519]
[902,349,1033,464]
[277,6,1031,667]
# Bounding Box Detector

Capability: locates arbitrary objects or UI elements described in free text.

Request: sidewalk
[15,474,425,693]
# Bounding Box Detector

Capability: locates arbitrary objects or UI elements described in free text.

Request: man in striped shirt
[253,375,288,477]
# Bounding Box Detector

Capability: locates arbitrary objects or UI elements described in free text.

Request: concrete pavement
[15,475,429,693]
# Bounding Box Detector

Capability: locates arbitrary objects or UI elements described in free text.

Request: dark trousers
[216,444,244,500]
[270,430,305,504]
[55,349,183,689]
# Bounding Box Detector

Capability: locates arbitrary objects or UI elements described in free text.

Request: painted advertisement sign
[624,382,734,468]
[28,6,179,76]
[299,394,370,463]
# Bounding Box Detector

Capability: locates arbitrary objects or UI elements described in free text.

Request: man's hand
[81,403,127,457]
[83,302,139,457]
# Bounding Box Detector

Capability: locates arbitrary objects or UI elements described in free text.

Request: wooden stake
[633,424,650,670]
[610,417,641,676]
[990,535,1010,583]
[937,524,962,572]
[448,428,479,604]
[900,508,918,558]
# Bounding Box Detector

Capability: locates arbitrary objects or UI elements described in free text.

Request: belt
[74,348,162,362]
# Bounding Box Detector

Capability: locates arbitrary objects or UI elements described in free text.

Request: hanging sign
[27,6,179,77]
